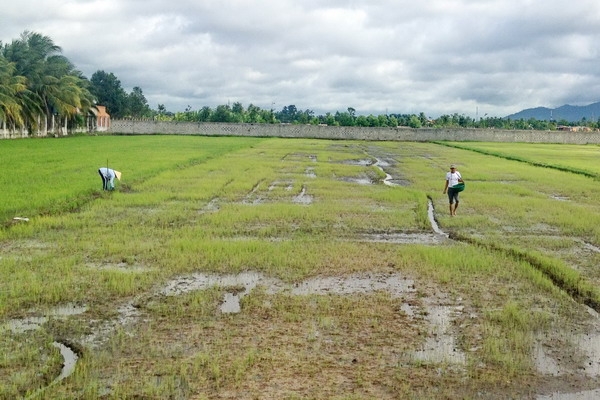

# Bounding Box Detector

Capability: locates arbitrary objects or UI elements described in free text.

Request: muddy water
[375,158,397,187]
[537,389,600,400]
[80,302,142,348]
[6,303,87,334]
[359,232,447,245]
[428,199,448,237]
[52,342,79,381]
[338,176,373,185]
[159,271,283,297]
[293,185,313,204]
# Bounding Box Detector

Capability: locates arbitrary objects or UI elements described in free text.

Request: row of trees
[167,103,599,130]
[0,31,152,135]
[2,31,599,136]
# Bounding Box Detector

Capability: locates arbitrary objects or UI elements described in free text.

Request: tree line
[2,31,599,136]
[165,104,600,130]
[0,31,151,135]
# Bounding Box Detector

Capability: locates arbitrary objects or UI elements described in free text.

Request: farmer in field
[443,164,463,216]
[98,167,121,191]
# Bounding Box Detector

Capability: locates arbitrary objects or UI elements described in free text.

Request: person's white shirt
[446,170,462,187]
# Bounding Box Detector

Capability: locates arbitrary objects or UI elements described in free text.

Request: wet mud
[358,231,448,245]
[292,185,313,204]
[5,267,468,397]
[537,389,600,400]
[534,306,600,381]
[3,304,86,395]
[412,301,466,366]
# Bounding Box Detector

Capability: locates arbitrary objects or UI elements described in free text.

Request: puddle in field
[533,342,562,376]
[6,303,87,334]
[359,232,448,245]
[78,301,144,349]
[305,167,316,178]
[0,239,55,261]
[374,158,411,187]
[159,271,283,298]
[220,292,242,313]
[338,176,374,185]
[428,199,448,237]
[550,194,570,201]
[242,182,264,205]
[52,342,79,381]
[375,159,397,187]
[268,180,294,191]
[7,317,49,334]
[23,341,80,399]
[341,159,374,166]
[199,198,220,213]
[0,239,54,251]
[293,185,313,204]
[160,271,419,314]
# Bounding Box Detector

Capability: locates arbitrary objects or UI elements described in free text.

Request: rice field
[1,135,599,399]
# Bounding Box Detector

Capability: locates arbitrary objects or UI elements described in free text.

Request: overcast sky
[2,0,599,117]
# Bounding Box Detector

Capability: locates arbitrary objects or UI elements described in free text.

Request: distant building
[557,125,592,132]
[91,105,110,132]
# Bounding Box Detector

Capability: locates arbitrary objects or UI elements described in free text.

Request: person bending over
[98,167,121,191]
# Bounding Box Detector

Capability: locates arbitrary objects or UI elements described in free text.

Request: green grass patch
[1,135,599,399]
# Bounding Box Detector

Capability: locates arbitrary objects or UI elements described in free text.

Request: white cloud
[1,0,600,117]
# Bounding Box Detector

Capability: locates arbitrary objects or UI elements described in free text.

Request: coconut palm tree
[2,31,94,136]
[0,56,27,133]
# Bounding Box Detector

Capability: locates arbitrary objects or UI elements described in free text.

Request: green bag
[453,182,465,192]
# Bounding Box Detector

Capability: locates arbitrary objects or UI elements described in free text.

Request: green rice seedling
[3,136,600,398]
[0,135,262,223]
[480,302,550,376]
[447,142,600,178]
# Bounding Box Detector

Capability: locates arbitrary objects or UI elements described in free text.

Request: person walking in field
[443,164,463,216]
[98,167,122,191]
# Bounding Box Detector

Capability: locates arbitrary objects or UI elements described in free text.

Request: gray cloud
[2,0,600,117]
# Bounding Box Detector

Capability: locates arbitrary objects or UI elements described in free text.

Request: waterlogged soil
[4,271,461,395]
[3,144,600,399]
[6,204,598,399]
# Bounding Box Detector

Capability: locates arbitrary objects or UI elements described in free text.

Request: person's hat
[114,170,122,180]
[450,164,456,168]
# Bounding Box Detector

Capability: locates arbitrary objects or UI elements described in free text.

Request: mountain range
[505,101,600,122]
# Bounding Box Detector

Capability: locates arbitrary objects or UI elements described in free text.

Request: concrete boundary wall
[110,120,600,144]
